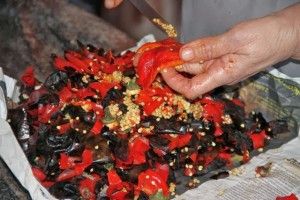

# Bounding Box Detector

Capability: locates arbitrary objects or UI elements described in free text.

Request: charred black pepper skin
[123,67,136,78]
[44,71,68,92]
[268,119,288,136]
[49,182,79,199]
[62,105,86,120]
[44,155,61,179]
[65,68,88,89]
[118,103,128,114]
[101,126,119,144]
[101,88,124,108]
[210,171,229,180]
[149,136,169,152]
[251,112,269,132]
[113,138,129,161]
[137,191,150,200]
[116,164,148,184]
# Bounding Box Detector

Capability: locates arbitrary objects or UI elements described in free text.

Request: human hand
[104,0,123,9]
[161,5,300,99]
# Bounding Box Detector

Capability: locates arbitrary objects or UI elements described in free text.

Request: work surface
[0,157,31,200]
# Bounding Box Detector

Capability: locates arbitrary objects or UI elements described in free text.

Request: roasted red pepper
[136,87,172,115]
[107,170,132,200]
[90,118,104,135]
[59,153,80,170]
[276,194,298,200]
[31,166,46,182]
[79,174,101,200]
[75,88,96,99]
[37,104,60,123]
[21,66,36,87]
[184,167,196,177]
[136,38,183,88]
[58,85,73,104]
[56,149,93,182]
[53,55,82,72]
[65,50,89,72]
[116,135,150,167]
[136,164,169,197]
[218,151,232,166]
[167,133,192,151]
[89,81,119,98]
[57,123,71,134]
[250,130,267,149]
[129,135,150,165]
[200,96,224,124]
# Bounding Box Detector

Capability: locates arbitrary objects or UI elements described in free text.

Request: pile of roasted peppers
[8,39,288,200]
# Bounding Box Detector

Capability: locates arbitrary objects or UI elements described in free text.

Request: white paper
[0,67,7,119]
[175,137,300,200]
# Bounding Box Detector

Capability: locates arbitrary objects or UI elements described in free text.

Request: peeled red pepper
[107,170,132,200]
[20,66,36,87]
[79,174,101,200]
[59,153,80,170]
[167,133,192,151]
[53,55,82,72]
[276,194,298,200]
[129,135,150,165]
[37,104,60,123]
[114,51,135,70]
[200,97,225,136]
[65,50,90,73]
[136,87,172,115]
[56,149,93,182]
[218,151,233,166]
[136,164,169,197]
[57,123,71,134]
[58,85,73,104]
[89,81,119,98]
[136,38,183,88]
[184,167,196,177]
[75,88,96,99]
[200,96,224,124]
[115,135,150,167]
[90,118,104,135]
[31,166,46,182]
[250,130,267,149]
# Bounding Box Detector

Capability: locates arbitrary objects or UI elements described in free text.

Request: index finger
[161,60,230,99]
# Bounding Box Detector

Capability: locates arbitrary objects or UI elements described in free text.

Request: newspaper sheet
[176,137,300,200]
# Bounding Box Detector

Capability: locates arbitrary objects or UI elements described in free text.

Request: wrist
[273,3,300,60]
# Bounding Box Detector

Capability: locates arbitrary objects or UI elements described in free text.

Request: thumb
[180,34,234,63]
[104,0,123,9]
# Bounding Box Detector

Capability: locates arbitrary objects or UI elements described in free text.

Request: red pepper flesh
[136,38,183,88]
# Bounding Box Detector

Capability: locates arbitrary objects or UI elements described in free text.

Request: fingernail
[162,68,168,73]
[105,0,114,8]
[181,48,194,61]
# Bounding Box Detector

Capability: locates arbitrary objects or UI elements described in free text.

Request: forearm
[274,3,300,60]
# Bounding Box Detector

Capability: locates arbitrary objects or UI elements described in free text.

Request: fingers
[161,68,198,99]
[133,52,141,66]
[104,0,123,9]
[161,59,231,99]
[176,63,205,75]
[180,34,234,63]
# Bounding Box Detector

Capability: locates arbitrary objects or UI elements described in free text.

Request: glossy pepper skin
[276,194,298,200]
[136,38,183,88]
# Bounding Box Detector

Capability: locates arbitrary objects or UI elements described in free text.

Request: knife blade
[128,0,178,38]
